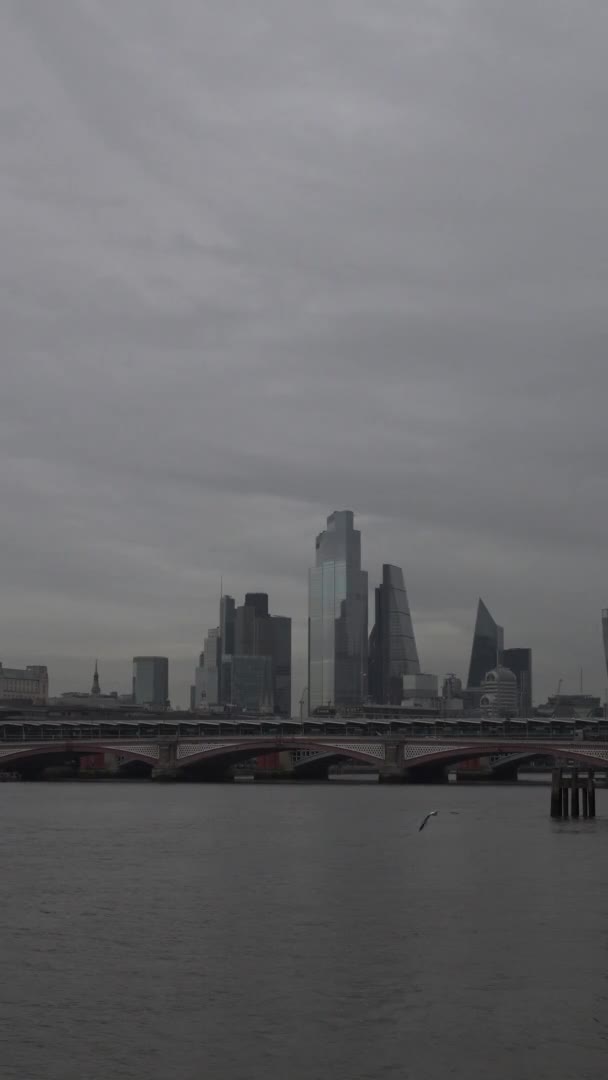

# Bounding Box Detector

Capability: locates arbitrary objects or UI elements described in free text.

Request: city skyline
[2,525,607,711]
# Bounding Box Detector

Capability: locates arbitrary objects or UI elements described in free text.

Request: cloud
[2,1,608,705]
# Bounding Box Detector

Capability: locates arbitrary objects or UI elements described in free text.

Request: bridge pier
[571,772,580,818]
[151,741,178,781]
[589,774,596,818]
[551,768,596,820]
[403,765,449,784]
[378,770,406,784]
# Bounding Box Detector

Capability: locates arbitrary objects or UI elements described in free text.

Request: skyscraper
[271,615,292,717]
[132,657,169,708]
[220,595,236,657]
[203,591,291,715]
[308,510,368,713]
[192,650,205,711]
[602,610,608,681]
[502,647,533,716]
[230,656,273,713]
[244,593,269,618]
[368,564,420,704]
[467,599,504,688]
[202,629,221,705]
[235,604,257,656]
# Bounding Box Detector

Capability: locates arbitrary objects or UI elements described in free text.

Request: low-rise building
[0,662,49,705]
[401,673,439,711]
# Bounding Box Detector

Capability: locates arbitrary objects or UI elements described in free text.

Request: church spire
[91,660,101,696]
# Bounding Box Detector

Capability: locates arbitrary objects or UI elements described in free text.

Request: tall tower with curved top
[308,510,368,713]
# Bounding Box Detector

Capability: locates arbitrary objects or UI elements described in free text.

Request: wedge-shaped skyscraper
[467,598,504,688]
[368,564,420,704]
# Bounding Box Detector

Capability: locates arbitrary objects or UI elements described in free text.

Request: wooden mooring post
[551,767,596,819]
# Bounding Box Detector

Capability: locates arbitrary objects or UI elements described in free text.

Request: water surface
[1,782,606,1079]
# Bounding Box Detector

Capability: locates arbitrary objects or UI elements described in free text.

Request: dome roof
[483,666,517,684]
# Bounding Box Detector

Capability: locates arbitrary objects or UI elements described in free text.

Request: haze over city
[2,1,608,707]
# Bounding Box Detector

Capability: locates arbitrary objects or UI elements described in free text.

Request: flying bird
[419,810,439,832]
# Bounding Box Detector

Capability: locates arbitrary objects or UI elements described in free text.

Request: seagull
[419,810,439,832]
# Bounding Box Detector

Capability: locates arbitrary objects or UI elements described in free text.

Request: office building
[233,593,290,714]
[308,510,368,713]
[230,655,273,713]
[442,673,464,711]
[199,591,291,715]
[502,647,533,716]
[271,615,292,717]
[603,610,608,681]
[467,599,504,688]
[401,673,439,712]
[220,595,236,657]
[368,564,420,704]
[479,666,519,718]
[220,656,232,706]
[202,629,221,706]
[244,593,269,618]
[0,662,49,704]
[538,693,601,719]
[234,604,256,656]
[132,656,169,708]
[191,651,205,711]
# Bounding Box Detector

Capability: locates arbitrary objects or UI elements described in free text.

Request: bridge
[2,722,608,781]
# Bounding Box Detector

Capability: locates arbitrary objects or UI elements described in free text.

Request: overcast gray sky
[2,0,608,707]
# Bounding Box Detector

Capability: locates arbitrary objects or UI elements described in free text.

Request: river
[1,781,606,1079]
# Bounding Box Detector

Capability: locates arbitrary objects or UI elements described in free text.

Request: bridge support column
[588,773,596,818]
[403,765,449,784]
[551,770,562,818]
[552,768,597,821]
[378,770,406,784]
[152,741,178,781]
[378,742,407,783]
[571,772,580,818]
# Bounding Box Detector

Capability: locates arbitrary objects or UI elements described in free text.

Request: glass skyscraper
[230,655,273,713]
[202,629,221,705]
[220,595,236,657]
[132,656,169,708]
[467,599,504,688]
[502,647,533,716]
[198,591,291,716]
[270,615,292,717]
[308,510,368,713]
[368,564,420,704]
